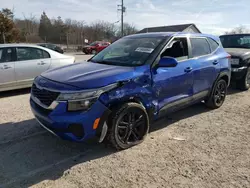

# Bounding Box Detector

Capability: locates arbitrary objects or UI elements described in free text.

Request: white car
[0,44,75,92]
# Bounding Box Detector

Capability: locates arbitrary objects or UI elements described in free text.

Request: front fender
[99,81,158,121]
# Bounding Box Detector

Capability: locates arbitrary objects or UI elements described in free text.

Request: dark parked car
[220,34,250,90]
[82,41,110,54]
[30,32,230,150]
[37,43,64,54]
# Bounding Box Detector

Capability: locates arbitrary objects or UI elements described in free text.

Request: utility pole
[118,0,126,37]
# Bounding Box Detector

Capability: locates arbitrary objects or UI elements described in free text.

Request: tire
[107,103,149,150]
[91,50,97,55]
[205,79,227,109]
[237,68,250,91]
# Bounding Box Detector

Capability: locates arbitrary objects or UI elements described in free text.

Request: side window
[0,48,15,63]
[17,47,46,61]
[0,49,4,63]
[161,37,189,61]
[207,38,219,52]
[190,38,211,57]
[42,50,50,58]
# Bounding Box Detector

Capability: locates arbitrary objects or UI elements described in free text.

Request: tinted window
[0,48,15,63]
[208,38,219,52]
[190,38,211,57]
[220,35,250,49]
[0,49,3,62]
[162,37,189,61]
[17,47,50,61]
[47,44,56,49]
[43,50,50,58]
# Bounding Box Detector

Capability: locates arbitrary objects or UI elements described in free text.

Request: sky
[1,0,250,35]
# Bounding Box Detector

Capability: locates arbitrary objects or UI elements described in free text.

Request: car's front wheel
[107,103,149,150]
[91,50,97,55]
[205,79,227,109]
[237,67,250,91]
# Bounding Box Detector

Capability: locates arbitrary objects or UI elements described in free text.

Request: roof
[0,43,43,48]
[220,33,250,37]
[0,43,71,58]
[125,32,176,38]
[137,23,201,34]
[126,32,219,41]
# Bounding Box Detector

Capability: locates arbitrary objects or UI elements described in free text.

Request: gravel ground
[0,56,249,187]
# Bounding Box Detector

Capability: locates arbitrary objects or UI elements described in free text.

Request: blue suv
[30,32,231,150]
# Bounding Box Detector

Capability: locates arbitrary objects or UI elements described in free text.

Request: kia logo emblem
[39,79,47,87]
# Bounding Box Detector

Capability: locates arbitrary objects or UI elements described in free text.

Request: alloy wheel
[245,70,250,87]
[116,108,147,145]
[213,81,227,106]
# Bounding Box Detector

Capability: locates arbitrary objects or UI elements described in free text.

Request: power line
[118,0,126,36]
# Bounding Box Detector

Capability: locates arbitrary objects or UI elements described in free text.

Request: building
[137,23,201,34]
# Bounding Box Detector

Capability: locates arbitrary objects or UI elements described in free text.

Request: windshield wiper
[91,60,116,65]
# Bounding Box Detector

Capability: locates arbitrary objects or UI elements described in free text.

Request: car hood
[225,48,250,60]
[41,61,137,89]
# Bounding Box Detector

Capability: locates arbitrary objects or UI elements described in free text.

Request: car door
[0,47,16,91]
[190,37,220,100]
[15,47,51,86]
[152,37,194,115]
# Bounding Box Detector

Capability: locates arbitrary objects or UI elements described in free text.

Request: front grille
[31,84,60,107]
[31,98,52,115]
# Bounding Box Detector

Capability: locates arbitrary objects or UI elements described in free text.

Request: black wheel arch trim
[217,71,231,87]
[208,71,230,98]
[109,97,155,123]
[95,108,112,138]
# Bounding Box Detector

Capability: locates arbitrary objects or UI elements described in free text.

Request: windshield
[220,35,250,49]
[89,42,99,46]
[90,37,164,66]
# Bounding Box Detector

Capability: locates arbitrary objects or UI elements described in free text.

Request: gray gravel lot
[0,55,249,187]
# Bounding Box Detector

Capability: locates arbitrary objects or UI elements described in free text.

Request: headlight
[57,83,118,111]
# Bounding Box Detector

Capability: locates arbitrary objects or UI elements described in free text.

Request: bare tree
[225,26,249,34]
[2,8,138,45]
[15,13,39,42]
[116,22,138,37]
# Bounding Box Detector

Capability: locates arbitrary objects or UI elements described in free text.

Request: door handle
[1,65,12,69]
[213,60,219,65]
[184,67,192,73]
[38,61,46,65]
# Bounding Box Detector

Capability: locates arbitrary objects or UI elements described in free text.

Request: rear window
[190,38,211,57]
[220,35,250,49]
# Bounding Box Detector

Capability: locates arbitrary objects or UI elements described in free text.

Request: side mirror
[158,56,178,68]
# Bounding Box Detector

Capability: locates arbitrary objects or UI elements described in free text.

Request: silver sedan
[0,44,75,92]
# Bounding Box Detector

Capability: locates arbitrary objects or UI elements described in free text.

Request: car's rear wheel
[237,67,250,91]
[107,103,149,150]
[205,79,227,109]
